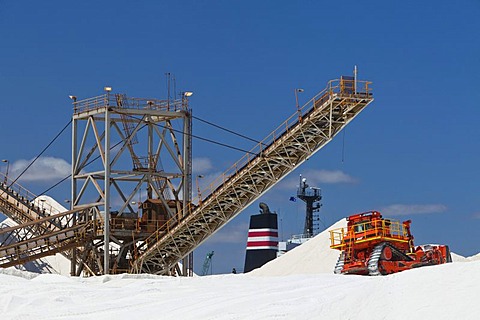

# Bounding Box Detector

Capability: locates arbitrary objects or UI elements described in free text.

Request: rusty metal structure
[0,180,99,269]
[0,73,374,276]
[70,91,193,275]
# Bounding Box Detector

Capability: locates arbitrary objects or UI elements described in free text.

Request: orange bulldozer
[329,211,452,275]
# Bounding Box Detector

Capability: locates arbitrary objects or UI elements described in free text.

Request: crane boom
[201,251,214,276]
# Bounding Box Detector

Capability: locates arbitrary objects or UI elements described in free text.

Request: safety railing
[73,94,187,114]
[132,215,181,257]
[0,173,62,217]
[193,79,372,206]
[0,208,94,253]
[330,228,347,249]
[0,221,94,267]
[330,218,409,249]
[109,217,170,234]
[137,78,372,254]
[289,233,314,242]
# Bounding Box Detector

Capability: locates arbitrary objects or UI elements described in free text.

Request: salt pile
[1,218,480,319]
[251,218,347,276]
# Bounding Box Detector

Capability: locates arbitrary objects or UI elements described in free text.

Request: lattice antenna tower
[297,175,322,237]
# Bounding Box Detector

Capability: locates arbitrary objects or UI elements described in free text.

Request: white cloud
[276,168,357,190]
[313,169,357,184]
[379,204,448,216]
[204,222,249,244]
[10,157,71,182]
[192,157,213,174]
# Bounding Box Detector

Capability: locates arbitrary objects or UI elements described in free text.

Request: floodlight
[184,91,193,97]
[104,86,112,92]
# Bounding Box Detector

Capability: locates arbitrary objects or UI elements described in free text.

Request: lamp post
[131,201,139,216]
[196,175,204,205]
[182,91,193,110]
[104,86,112,107]
[2,159,9,184]
[295,88,304,121]
[69,95,77,112]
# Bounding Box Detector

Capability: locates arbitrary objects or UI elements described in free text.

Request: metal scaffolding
[70,92,192,275]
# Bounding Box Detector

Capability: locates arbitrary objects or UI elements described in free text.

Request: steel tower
[297,175,322,237]
[70,90,192,275]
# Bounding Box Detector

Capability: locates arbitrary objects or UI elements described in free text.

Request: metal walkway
[0,177,97,269]
[0,179,62,227]
[0,207,96,268]
[132,77,374,274]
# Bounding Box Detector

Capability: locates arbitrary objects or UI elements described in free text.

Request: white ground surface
[1,217,479,319]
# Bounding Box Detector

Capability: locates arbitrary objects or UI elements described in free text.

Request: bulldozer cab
[331,211,413,250]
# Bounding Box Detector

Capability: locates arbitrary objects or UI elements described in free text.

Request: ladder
[132,77,374,274]
[116,94,143,170]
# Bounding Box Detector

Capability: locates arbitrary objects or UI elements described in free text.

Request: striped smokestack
[244,203,278,273]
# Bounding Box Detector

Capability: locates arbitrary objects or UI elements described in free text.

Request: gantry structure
[0,74,373,276]
[70,91,193,275]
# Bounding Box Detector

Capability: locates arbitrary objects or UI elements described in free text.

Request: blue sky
[0,1,479,274]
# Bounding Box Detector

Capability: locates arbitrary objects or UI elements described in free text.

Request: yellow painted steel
[330,219,409,250]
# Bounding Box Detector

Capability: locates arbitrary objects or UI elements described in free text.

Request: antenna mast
[297,175,322,237]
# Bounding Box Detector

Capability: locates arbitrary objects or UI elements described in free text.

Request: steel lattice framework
[0,206,97,268]
[0,75,373,277]
[0,178,99,269]
[71,92,192,275]
[132,78,374,274]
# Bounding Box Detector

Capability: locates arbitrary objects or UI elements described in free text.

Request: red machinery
[329,211,452,275]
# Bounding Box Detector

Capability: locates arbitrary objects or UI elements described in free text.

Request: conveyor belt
[133,78,374,274]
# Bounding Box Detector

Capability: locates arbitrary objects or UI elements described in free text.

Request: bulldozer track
[368,242,413,276]
[333,252,345,274]
[367,242,386,276]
